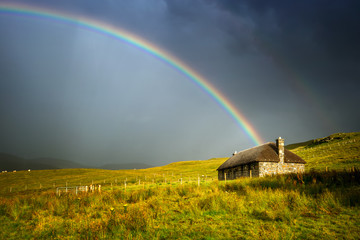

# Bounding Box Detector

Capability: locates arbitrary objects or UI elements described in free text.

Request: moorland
[0,132,359,239]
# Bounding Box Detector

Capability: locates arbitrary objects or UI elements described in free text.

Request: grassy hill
[0,158,227,194]
[99,162,154,170]
[0,132,359,239]
[287,132,360,171]
[0,167,359,239]
[0,132,359,194]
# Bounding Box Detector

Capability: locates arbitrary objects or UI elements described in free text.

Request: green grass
[0,171,359,239]
[2,132,359,194]
[288,132,360,171]
[0,131,359,239]
[0,158,227,194]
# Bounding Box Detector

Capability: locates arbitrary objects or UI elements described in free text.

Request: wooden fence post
[225,173,227,184]
[250,170,252,178]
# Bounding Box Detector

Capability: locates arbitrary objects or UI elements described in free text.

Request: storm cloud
[0,0,359,167]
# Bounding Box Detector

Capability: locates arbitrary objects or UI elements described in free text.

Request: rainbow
[0,3,264,145]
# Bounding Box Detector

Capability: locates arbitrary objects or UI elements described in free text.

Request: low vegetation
[289,132,360,171]
[0,132,359,239]
[0,170,359,239]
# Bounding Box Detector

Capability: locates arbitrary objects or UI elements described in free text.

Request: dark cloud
[0,0,359,166]
[215,0,360,71]
[207,0,360,132]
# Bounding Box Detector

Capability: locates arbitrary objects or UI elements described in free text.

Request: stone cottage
[217,137,306,180]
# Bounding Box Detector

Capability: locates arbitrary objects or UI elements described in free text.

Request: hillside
[0,132,359,239]
[99,163,154,170]
[287,132,360,171]
[0,132,359,193]
[0,153,88,171]
[0,153,154,171]
[0,158,227,193]
[0,161,359,239]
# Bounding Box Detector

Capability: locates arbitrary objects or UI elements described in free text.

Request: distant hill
[29,158,89,169]
[286,132,360,150]
[0,132,359,193]
[285,140,313,150]
[0,152,155,171]
[0,152,154,171]
[1,131,359,174]
[287,132,360,170]
[0,153,88,171]
[99,163,154,170]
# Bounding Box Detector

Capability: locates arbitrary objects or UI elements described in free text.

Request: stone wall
[218,161,305,180]
[259,162,305,177]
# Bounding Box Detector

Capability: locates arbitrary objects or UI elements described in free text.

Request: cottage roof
[217,142,306,170]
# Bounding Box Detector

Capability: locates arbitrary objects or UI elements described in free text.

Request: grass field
[288,132,360,171]
[0,132,359,239]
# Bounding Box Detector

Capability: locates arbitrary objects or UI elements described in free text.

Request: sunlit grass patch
[0,132,359,238]
[0,171,359,239]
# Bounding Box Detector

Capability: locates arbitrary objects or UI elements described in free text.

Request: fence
[56,185,101,196]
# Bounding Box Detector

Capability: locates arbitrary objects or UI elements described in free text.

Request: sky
[0,0,359,167]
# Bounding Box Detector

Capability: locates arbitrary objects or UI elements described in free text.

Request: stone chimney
[276,137,284,164]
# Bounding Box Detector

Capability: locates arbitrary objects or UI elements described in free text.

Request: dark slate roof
[217,142,306,170]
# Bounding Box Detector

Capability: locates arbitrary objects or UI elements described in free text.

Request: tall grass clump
[0,169,359,239]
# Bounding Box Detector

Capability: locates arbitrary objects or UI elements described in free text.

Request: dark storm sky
[0,0,359,166]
